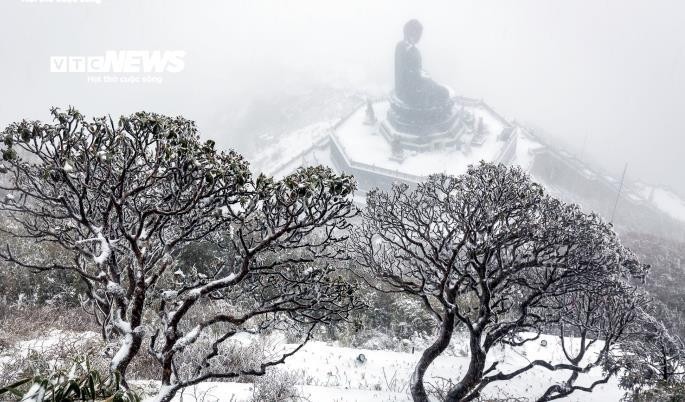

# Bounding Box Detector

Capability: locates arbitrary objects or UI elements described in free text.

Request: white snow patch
[651,188,685,222]
[142,332,622,402]
[14,330,99,357]
[0,330,100,379]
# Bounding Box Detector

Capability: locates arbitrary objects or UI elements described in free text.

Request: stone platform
[328,98,517,181]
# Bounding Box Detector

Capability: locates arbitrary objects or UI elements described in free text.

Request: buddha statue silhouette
[389,19,456,135]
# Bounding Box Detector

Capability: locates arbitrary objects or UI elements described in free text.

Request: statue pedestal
[387,92,457,135]
[380,93,465,153]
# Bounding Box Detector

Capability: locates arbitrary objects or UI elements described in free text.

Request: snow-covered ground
[0,329,100,368]
[0,328,626,401]
[153,333,623,402]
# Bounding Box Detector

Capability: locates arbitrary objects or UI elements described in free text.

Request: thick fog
[1,0,683,193]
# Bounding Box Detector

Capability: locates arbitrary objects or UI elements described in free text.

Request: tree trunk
[111,281,146,389]
[111,331,143,389]
[410,312,456,402]
[445,332,487,402]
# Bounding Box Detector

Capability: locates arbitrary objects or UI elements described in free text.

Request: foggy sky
[1,0,683,193]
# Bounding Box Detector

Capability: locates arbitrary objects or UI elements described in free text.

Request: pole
[578,131,588,161]
[610,163,628,224]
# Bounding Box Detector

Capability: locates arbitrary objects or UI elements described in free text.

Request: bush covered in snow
[249,368,302,402]
[0,108,361,402]
[351,162,656,401]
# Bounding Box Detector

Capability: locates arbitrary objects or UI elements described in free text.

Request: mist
[1,0,683,193]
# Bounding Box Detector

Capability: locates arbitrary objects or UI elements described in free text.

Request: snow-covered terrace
[332,99,517,180]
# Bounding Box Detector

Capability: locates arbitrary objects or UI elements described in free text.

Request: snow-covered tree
[350,162,649,402]
[623,232,685,337]
[619,300,685,399]
[0,107,360,401]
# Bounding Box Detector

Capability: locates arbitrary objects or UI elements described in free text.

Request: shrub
[351,163,651,401]
[0,108,361,402]
[250,368,303,402]
[0,355,140,401]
